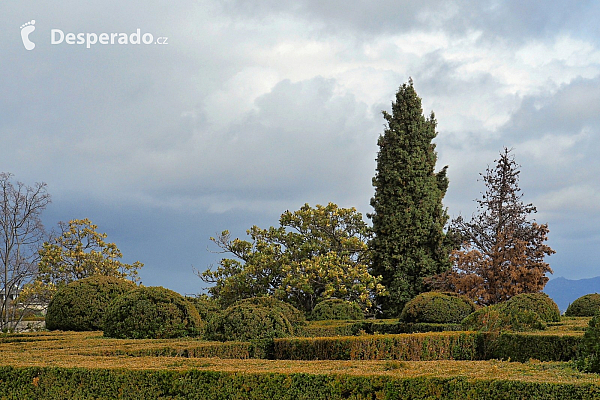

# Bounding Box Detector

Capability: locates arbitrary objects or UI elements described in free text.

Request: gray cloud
[218,0,598,44]
[2,0,600,293]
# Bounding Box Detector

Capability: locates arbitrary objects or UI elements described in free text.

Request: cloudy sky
[3,1,599,295]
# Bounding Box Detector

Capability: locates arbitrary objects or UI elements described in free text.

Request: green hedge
[479,333,581,362]
[273,332,583,362]
[274,332,480,361]
[1,366,599,399]
[302,320,463,337]
[354,321,464,335]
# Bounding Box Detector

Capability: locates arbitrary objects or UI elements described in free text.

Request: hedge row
[480,333,582,362]
[274,332,583,362]
[302,321,463,337]
[82,332,582,362]
[91,341,257,359]
[1,366,599,399]
[274,332,479,361]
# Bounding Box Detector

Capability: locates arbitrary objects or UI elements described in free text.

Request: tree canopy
[426,148,555,305]
[200,203,384,313]
[35,219,143,296]
[369,79,451,316]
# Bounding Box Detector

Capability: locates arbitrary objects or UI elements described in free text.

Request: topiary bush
[574,313,600,373]
[565,293,600,317]
[400,292,476,324]
[462,303,546,332]
[186,295,222,320]
[186,295,226,340]
[103,286,204,339]
[45,276,136,331]
[235,296,306,329]
[210,302,295,342]
[310,299,364,321]
[502,292,560,322]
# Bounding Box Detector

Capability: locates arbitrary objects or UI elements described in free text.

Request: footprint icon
[20,20,36,50]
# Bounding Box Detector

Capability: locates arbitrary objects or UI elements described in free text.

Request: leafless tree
[0,172,50,331]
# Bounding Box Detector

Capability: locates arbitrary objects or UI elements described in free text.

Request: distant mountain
[544,276,600,312]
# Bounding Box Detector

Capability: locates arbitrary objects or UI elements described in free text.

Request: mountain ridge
[544,276,600,312]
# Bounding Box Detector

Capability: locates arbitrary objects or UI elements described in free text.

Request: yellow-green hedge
[273,332,582,362]
[1,366,599,399]
[274,332,479,361]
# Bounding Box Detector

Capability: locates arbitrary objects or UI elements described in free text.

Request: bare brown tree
[426,148,555,305]
[0,173,50,331]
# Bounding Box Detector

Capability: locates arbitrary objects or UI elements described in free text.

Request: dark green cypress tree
[369,79,451,317]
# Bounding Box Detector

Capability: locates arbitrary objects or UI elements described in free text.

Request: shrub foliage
[400,292,476,324]
[461,303,546,332]
[2,365,600,400]
[310,299,364,321]
[45,275,135,331]
[574,314,600,373]
[502,292,560,322]
[566,294,600,317]
[210,302,295,341]
[103,286,204,339]
[234,296,306,329]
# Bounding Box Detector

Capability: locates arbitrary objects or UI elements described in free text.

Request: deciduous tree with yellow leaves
[33,219,142,298]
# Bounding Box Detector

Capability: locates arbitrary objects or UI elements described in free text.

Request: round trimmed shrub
[45,276,136,331]
[400,292,476,324]
[310,299,364,321]
[462,303,546,332]
[186,295,225,340]
[103,286,204,339]
[235,296,306,328]
[503,292,560,322]
[186,295,222,320]
[213,302,295,341]
[565,294,600,317]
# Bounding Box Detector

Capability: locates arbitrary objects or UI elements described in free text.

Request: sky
[2,1,600,296]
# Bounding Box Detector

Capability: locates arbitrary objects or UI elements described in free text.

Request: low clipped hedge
[274,332,479,361]
[103,286,204,339]
[503,292,561,323]
[310,299,364,321]
[400,292,476,324]
[45,276,135,331]
[566,294,600,317]
[2,366,600,400]
[480,332,581,362]
[274,331,582,362]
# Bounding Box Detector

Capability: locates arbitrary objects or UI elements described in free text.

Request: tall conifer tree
[369,79,450,316]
